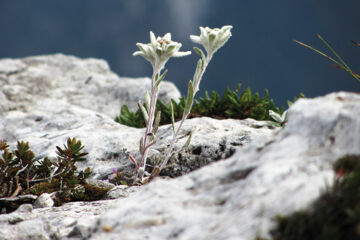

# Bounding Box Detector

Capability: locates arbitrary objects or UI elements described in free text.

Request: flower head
[190,25,233,56]
[133,31,191,70]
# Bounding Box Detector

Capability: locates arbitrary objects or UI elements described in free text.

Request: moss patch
[267,155,360,240]
[116,84,284,128]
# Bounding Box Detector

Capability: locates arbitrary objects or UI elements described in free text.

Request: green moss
[115,84,284,128]
[268,155,360,240]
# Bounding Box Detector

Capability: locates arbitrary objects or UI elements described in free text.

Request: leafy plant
[294,35,360,83]
[116,84,284,129]
[267,155,360,240]
[269,93,305,126]
[0,140,36,198]
[0,138,93,212]
[130,26,233,183]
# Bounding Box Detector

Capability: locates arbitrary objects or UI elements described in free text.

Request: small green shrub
[116,84,284,128]
[268,155,360,240]
[0,138,97,212]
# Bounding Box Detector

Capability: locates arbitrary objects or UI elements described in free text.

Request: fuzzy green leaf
[144,91,151,112]
[152,111,161,135]
[193,46,206,62]
[193,59,203,90]
[138,101,149,123]
[183,129,193,149]
[170,101,176,135]
[184,81,194,115]
[154,69,168,90]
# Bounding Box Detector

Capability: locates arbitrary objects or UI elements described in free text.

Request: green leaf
[138,101,149,123]
[170,101,176,135]
[144,91,151,112]
[193,47,206,62]
[193,59,203,89]
[287,100,293,108]
[184,80,194,115]
[154,69,168,90]
[183,129,193,149]
[153,111,161,135]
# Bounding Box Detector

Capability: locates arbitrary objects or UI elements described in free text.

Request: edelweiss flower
[133,31,191,70]
[190,25,233,55]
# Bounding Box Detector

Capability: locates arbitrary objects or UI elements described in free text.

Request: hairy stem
[156,53,213,175]
[137,67,161,181]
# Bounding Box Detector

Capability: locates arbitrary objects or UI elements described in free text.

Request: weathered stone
[85,179,115,190]
[1,54,358,240]
[105,185,141,199]
[83,92,360,240]
[0,195,37,214]
[145,117,277,177]
[33,193,54,209]
[0,200,119,239]
[0,54,180,115]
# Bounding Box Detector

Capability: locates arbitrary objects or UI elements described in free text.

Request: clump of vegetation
[267,155,360,240]
[0,138,105,212]
[116,84,284,129]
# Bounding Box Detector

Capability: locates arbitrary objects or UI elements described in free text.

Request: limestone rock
[33,193,54,209]
[0,200,119,239]
[83,92,360,240]
[0,54,180,116]
[0,92,357,240]
[0,54,277,181]
[1,54,359,240]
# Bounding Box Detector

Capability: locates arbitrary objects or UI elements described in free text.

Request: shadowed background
[0,0,359,106]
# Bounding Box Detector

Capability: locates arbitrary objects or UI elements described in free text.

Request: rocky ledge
[0,54,359,239]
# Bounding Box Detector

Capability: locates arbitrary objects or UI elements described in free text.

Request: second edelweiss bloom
[133,31,191,69]
[190,25,233,55]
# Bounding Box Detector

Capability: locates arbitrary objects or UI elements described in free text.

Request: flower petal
[190,35,201,44]
[173,51,192,57]
[150,31,157,47]
[163,33,172,41]
[133,51,144,56]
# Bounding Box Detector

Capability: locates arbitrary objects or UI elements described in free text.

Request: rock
[1,92,358,239]
[1,54,358,239]
[0,56,277,180]
[85,179,115,190]
[105,185,141,199]
[146,117,277,177]
[0,195,37,214]
[33,193,54,209]
[0,199,120,239]
[0,54,180,116]
[81,92,359,240]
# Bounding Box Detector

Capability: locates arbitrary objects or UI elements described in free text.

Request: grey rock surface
[0,53,180,116]
[33,193,54,209]
[83,92,360,240]
[0,92,358,239]
[1,54,359,240]
[0,54,273,180]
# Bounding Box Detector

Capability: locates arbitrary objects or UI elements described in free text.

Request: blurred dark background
[0,0,359,106]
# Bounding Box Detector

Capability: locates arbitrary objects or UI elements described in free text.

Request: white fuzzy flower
[190,25,233,56]
[133,31,191,70]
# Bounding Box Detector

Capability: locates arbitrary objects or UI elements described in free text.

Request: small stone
[33,193,54,209]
